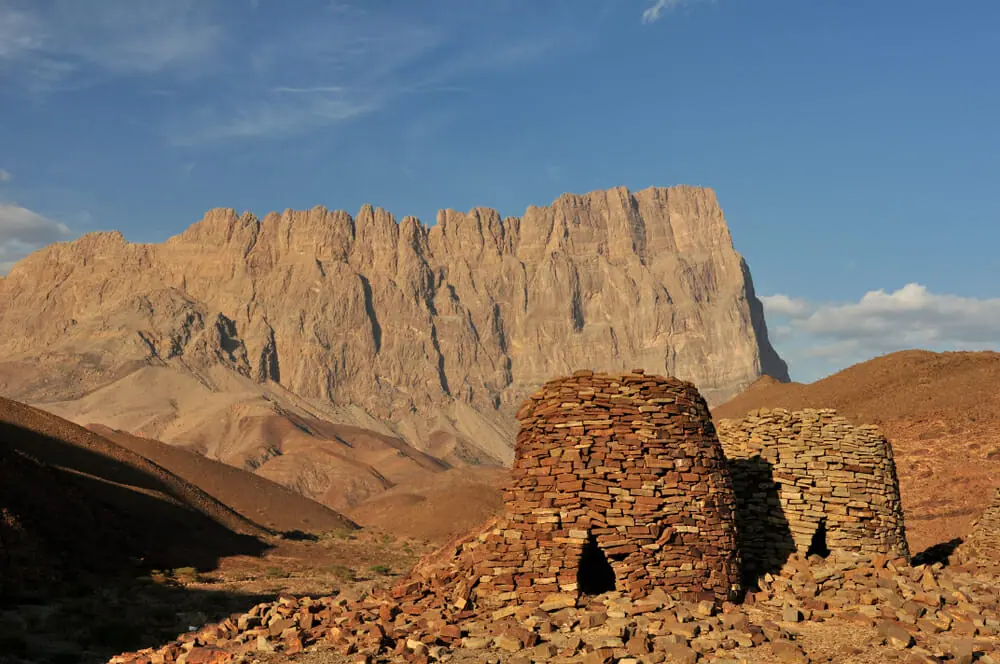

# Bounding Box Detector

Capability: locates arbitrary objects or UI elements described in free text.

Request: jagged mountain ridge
[0,185,787,473]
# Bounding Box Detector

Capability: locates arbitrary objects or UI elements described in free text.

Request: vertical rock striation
[0,185,787,462]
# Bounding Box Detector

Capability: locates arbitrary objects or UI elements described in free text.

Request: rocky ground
[0,530,425,664]
[104,548,1000,664]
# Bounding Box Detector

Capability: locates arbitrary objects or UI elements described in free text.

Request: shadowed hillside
[0,397,368,663]
[0,397,277,590]
[90,424,357,535]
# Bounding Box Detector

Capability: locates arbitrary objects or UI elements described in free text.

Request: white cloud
[759,293,810,317]
[0,169,10,182]
[642,0,709,23]
[0,203,73,274]
[762,283,1000,381]
[270,86,346,94]
[2,2,575,142]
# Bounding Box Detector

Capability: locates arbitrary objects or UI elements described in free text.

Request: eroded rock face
[0,185,787,462]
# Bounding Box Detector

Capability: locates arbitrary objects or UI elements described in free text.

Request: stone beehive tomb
[471,370,742,606]
[954,487,1000,569]
[715,408,909,579]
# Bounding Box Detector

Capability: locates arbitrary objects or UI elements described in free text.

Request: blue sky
[1,0,998,383]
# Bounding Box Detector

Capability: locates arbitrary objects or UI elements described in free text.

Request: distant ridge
[0,185,787,512]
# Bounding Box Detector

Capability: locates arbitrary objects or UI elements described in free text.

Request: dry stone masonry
[109,539,1000,664]
[106,374,1000,664]
[954,487,1000,570]
[472,370,742,606]
[716,408,910,580]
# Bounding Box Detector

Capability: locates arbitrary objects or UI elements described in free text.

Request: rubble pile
[106,374,1000,664]
[109,550,1000,664]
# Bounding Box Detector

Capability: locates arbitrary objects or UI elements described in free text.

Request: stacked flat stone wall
[716,408,909,579]
[472,370,741,605]
[954,488,1000,568]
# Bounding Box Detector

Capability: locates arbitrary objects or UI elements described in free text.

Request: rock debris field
[108,372,1000,664]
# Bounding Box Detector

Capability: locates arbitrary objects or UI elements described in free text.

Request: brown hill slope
[712,350,1000,553]
[0,397,402,663]
[89,424,357,535]
[0,396,275,599]
[32,367,462,515]
[0,397,272,538]
[0,437,125,597]
[345,466,508,544]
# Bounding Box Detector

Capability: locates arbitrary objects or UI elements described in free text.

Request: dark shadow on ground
[0,577,277,664]
[912,537,963,567]
[0,422,270,576]
[727,456,797,589]
[0,422,275,662]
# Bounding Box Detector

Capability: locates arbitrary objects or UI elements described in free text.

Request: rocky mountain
[0,185,786,503]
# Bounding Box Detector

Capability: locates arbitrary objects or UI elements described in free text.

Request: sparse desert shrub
[263,566,290,579]
[280,529,318,542]
[172,567,201,583]
[148,569,170,584]
[325,564,355,582]
[324,528,356,541]
[369,564,391,576]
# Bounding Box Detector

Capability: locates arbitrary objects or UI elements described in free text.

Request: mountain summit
[0,185,786,470]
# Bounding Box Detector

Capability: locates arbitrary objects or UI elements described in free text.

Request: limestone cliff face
[0,186,787,462]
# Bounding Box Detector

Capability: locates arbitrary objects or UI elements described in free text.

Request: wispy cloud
[0,203,74,274]
[0,0,221,90]
[642,0,710,24]
[172,93,380,145]
[271,86,346,94]
[762,284,1000,381]
[759,293,810,317]
[2,1,575,143]
[0,169,10,182]
[0,4,43,59]
[167,5,565,144]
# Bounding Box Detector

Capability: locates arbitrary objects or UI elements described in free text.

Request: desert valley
[1,186,999,664]
[2,3,998,664]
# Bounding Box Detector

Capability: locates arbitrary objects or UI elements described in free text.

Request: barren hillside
[0,396,424,663]
[90,424,357,535]
[0,395,271,600]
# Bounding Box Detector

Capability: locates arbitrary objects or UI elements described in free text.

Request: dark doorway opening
[806,519,831,558]
[577,533,616,595]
